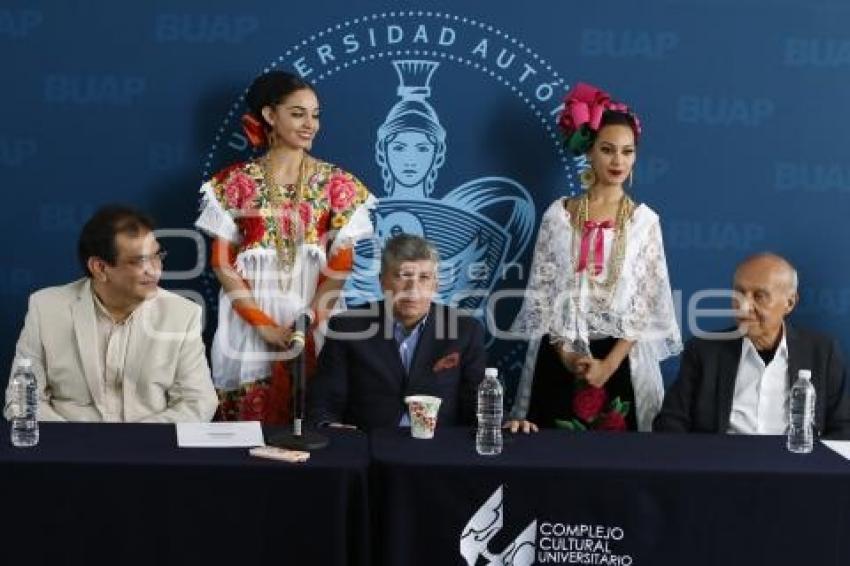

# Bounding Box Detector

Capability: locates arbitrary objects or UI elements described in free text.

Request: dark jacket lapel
[716,335,744,432]
[785,324,803,390]
[406,303,439,391]
[375,301,409,389]
[784,325,821,428]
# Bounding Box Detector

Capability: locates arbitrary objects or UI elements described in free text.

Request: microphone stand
[268,312,329,451]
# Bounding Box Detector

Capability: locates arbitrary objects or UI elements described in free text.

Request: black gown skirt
[526,335,637,431]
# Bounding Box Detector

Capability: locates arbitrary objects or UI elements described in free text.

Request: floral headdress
[558,83,642,155]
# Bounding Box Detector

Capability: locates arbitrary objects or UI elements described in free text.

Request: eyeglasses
[119,250,168,269]
[391,270,436,283]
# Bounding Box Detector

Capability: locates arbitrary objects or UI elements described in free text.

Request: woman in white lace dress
[507,83,681,432]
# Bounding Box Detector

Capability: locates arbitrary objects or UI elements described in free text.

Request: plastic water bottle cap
[798,369,812,380]
[484,368,498,379]
[17,358,32,369]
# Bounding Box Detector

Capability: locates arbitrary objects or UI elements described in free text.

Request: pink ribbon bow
[576,220,613,276]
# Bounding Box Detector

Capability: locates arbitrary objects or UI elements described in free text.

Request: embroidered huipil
[194,156,377,390]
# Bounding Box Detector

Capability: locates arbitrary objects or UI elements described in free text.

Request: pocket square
[432,352,460,372]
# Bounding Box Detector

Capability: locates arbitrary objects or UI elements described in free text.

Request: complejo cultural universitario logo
[461,486,634,565]
[461,485,537,565]
[202,11,580,371]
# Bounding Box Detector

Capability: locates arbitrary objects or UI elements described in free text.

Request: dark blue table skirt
[4,423,849,566]
[370,427,850,566]
[0,422,370,566]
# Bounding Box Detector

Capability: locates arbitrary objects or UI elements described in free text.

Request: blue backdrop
[3,0,849,401]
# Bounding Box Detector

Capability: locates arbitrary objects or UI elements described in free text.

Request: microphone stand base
[267,428,329,451]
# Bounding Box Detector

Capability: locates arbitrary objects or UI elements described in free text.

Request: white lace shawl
[510,198,682,430]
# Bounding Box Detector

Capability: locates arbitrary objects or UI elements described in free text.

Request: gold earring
[580,168,596,190]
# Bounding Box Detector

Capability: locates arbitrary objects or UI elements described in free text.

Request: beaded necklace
[260,153,309,271]
[573,192,634,304]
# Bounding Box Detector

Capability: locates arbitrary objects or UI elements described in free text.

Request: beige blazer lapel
[121,300,152,416]
[71,280,105,416]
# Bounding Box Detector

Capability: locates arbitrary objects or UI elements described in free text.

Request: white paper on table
[820,440,850,461]
[176,421,265,448]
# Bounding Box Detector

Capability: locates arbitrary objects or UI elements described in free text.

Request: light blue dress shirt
[395,316,428,426]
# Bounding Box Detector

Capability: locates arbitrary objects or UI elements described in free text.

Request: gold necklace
[260,153,309,271]
[575,192,633,302]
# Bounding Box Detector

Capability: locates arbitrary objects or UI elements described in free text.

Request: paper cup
[404,395,442,439]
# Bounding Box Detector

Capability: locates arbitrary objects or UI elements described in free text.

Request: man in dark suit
[654,253,850,438]
[308,234,486,431]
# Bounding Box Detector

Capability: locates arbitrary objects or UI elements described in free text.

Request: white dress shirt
[92,290,146,422]
[727,331,789,435]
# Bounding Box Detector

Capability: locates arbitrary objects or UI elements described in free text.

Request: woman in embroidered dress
[194,71,376,423]
[506,83,681,433]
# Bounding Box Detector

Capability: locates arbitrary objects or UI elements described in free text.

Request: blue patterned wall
[3,0,850,398]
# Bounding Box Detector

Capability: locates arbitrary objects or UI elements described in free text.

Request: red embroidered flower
[279,202,312,235]
[572,385,608,422]
[239,385,269,421]
[596,410,628,431]
[315,209,330,238]
[213,162,243,184]
[326,172,357,212]
[240,215,266,247]
[298,202,312,226]
[224,171,258,209]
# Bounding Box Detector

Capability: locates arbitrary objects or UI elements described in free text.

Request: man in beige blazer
[5,206,217,422]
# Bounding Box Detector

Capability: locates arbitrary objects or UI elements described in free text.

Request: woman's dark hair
[597,110,640,144]
[78,205,155,276]
[245,71,317,127]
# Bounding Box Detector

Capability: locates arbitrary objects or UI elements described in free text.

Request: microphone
[289,311,313,351]
[289,311,311,436]
[268,309,329,451]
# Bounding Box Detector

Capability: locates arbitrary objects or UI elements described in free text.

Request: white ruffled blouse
[194,158,376,390]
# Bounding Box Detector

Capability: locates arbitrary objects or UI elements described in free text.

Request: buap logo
[154,14,259,44]
[579,28,680,60]
[676,95,774,127]
[345,59,535,313]
[0,9,43,39]
[460,485,537,566]
[202,11,579,371]
[44,75,146,106]
[0,138,37,167]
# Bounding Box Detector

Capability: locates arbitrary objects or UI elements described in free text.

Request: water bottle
[476,367,503,456]
[787,369,815,454]
[9,358,39,447]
